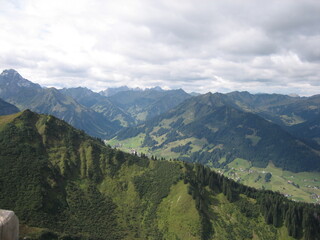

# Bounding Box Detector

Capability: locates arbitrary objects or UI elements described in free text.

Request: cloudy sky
[0,0,320,95]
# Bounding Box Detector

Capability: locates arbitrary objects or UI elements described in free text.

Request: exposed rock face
[0,210,19,240]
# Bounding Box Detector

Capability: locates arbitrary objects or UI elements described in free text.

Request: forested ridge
[185,163,320,239]
[0,110,320,240]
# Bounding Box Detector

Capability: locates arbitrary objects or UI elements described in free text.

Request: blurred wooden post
[0,210,19,240]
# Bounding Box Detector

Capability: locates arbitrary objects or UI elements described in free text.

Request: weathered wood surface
[0,210,19,240]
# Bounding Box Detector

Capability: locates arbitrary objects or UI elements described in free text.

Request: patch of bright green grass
[157,181,201,240]
[280,114,304,126]
[136,111,148,121]
[107,134,150,155]
[228,158,252,169]
[98,163,148,239]
[0,112,22,131]
[245,134,261,146]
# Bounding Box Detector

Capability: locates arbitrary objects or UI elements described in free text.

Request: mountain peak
[150,86,164,92]
[204,91,215,96]
[99,86,133,97]
[188,92,236,109]
[0,69,41,89]
[1,69,23,79]
[203,92,225,101]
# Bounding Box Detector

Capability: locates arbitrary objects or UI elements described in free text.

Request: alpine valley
[111,93,320,204]
[1,69,320,240]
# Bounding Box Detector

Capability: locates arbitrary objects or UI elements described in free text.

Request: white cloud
[0,0,320,95]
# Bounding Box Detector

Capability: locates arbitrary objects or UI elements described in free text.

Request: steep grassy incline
[0,111,320,240]
[0,110,191,239]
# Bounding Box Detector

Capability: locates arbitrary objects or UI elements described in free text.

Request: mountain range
[99,85,142,97]
[60,87,136,127]
[107,88,191,122]
[1,68,320,239]
[225,91,320,147]
[0,69,191,138]
[0,70,120,138]
[1,69,320,173]
[0,109,319,240]
[114,92,320,173]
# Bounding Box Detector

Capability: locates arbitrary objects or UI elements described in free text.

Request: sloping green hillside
[114,92,320,173]
[0,111,319,240]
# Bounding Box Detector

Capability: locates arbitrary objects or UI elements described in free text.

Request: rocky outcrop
[0,210,19,240]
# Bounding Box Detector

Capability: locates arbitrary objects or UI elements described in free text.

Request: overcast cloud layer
[1,0,320,95]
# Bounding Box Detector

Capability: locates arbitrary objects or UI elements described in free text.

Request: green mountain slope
[0,69,120,138]
[226,91,320,146]
[225,91,303,126]
[1,110,320,240]
[288,116,320,149]
[114,92,320,173]
[266,94,320,126]
[0,98,19,116]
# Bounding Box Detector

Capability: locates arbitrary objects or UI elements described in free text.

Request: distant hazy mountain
[225,91,320,126]
[99,85,167,97]
[0,69,120,138]
[61,87,135,127]
[60,87,106,107]
[99,86,142,97]
[189,92,201,96]
[226,91,300,121]
[276,94,320,124]
[116,92,320,172]
[0,98,19,116]
[0,69,42,109]
[91,99,136,127]
[61,86,191,125]
[149,86,165,92]
[108,88,191,122]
